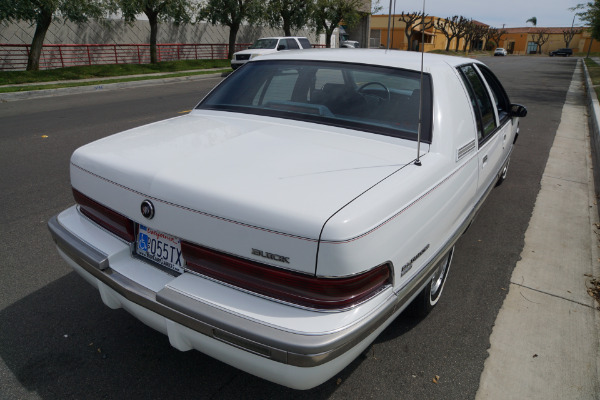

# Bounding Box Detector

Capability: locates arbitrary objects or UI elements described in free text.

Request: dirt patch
[587,275,600,309]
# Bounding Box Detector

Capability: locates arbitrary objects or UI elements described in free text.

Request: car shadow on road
[0,272,396,399]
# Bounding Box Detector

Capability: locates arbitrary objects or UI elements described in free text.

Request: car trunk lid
[70,111,420,274]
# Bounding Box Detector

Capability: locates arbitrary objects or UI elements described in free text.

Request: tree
[562,27,580,48]
[526,16,537,26]
[398,11,434,51]
[119,0,194,64]
[452,16,470,52]
[371,0,383,14]
[435,15,463,51]
[311,0,364,48]
[572,1,600,56]
[486,27,508,50]
[265,0,311,36]
[531,28,550,54]
[199,0,263,59]
[0,0,108,70]
[462,20,488,52]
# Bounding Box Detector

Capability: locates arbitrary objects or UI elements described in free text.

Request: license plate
[136,225,184,274]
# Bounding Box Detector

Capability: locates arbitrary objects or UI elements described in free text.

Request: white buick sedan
[49,49,526,390]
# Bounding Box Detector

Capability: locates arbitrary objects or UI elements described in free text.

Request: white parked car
[231,36,312,69]
[340,40,360,48]
[494,47,508,56]
[49,49,526,390]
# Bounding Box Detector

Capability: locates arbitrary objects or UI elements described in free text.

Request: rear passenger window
[298,38,312,49]
[314,68,345,88]
[252,68,299,105]
[475,65,511,124]
[459,65,497,142]
[284,39,300,49]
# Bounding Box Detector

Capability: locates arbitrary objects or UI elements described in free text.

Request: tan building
[499,27,599,55]
[369,14,490,52]
[370,14,450,51]
[370,14,598,55]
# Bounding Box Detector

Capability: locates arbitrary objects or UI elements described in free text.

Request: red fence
[0,43,252,71]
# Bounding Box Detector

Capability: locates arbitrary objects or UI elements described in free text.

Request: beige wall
[0,19,318,47]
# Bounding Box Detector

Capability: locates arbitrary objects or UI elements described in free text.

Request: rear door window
[459,64,497,143]
[252,68,300,105]
[298,38,312,49]
[282,39,300,50]
[474,65,511,124]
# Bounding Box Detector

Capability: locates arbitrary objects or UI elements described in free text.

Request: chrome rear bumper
[48,214,417,368]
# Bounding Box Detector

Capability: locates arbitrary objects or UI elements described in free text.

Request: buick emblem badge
[141,200,155,219]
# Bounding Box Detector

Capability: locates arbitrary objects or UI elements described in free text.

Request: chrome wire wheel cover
[500,159,509,180]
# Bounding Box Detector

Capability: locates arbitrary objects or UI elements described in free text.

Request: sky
[376,0,585,28]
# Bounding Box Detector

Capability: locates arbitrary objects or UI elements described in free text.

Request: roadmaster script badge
[401,244,430,277]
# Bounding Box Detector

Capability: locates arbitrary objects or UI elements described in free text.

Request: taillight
[73,188,135,242]
[181,241,392,310]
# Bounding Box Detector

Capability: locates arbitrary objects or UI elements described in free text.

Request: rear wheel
[409,246,454,317]
[496,157,510,186]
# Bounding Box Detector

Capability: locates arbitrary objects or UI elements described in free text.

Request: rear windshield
[197,60,432,143]
[250,39,278,49]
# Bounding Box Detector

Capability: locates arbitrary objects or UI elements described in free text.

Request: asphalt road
[0,56,579,399]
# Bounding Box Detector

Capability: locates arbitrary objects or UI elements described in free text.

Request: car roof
[253,48,480,72]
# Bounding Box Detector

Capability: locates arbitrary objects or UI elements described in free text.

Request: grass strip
[0,59,231,86]
[0,68,231,93]
[584,58,600,100]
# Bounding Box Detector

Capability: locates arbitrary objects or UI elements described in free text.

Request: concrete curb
[583,57,600,399]
[0,71,227,103]
[584,60,600,173]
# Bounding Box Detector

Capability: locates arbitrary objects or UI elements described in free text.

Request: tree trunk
[228,22,240,59]
[404,31,412,51]
[146,11,159,64]
[283,18,291,36]
[324,23,335,48]
[27,10,53,71]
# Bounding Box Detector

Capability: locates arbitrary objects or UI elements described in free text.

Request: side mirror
[277,45,285,51]
[510,104,527,118]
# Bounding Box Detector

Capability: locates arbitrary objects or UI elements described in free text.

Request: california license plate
[136,225,184,274]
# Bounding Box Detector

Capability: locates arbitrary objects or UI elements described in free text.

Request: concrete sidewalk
[476,59,600,399]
